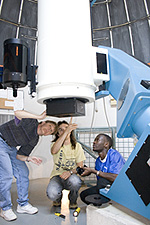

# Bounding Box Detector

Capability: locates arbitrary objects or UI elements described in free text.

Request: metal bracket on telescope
[95,90,109,100]
[27,48,38,98]
[0,66,4,89]
[27,64,38,98]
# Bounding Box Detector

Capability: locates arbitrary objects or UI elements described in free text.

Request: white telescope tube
[37,0,96,104]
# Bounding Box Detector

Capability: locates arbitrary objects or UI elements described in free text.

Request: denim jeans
[0,138,29,210]
[46,174,82,204]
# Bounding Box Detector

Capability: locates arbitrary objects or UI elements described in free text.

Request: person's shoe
[0,208,17,221]
[69,203,78,209]
[53,201,61,207]
[17,203,38,214]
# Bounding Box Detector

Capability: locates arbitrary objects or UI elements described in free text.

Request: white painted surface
[87,204,150,225]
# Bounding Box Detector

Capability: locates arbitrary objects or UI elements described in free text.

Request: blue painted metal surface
[90,0,97,7]
[96,46,150,139]
[100,124,150,219]
[95,90,109,99]
[96,46,150,220]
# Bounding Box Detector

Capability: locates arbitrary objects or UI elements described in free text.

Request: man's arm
[14,110,47,120]
[97,170,117,182]
[81,167,117,182]
[16,155,42,166]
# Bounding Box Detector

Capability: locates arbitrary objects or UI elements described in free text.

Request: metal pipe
[16,0,24,39]
[106,1,113,47]
[77,140,97,159]
[93,15,150,31]
[143,0,150,27]
[0,0,4,16]
[123,0,135,56]
[92,0,112,7]
[0,18,37,31]
[34,31,38,65]
[27,0,37,3]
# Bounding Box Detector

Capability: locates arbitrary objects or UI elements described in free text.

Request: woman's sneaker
[69,203,78,209]
[0,208,17,221]
[17,203,38,214]
[53,201,61,207]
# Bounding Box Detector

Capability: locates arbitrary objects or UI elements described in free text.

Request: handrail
[77,140,97,159]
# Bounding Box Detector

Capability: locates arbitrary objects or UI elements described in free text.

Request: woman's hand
[65,117,77,139]
[60,171,71,180]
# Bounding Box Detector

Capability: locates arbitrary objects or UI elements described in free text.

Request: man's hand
[27,156,42,165]
[38,111,47,120]
[81,167,93,177]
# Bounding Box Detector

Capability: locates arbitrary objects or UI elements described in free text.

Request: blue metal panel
[90,0,97,7]
[95,90,109,99]
[100,124,150,220]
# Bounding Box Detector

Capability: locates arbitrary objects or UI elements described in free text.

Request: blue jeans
[46,175,82,204]
[0,138,29,210]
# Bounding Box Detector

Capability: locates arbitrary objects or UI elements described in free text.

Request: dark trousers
[80,178,112,205]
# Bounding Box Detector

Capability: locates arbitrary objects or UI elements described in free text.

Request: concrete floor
[0,178,150,225]
[0,178,87,225]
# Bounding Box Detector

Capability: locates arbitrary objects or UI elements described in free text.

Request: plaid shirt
[0,117,39,156]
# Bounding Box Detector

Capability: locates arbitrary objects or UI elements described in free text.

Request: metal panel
[147,0,150,11]
[92,3,111,47]
[127,0,147,20]
[126,135,150,206]
[91,0,150,64]
[18,27,36,64]
[112,26,132,54]
[109,0,127,25]
[93,30,111,46]
[1,0,21,23]
[21,0,37,28]
[131,20,150,63]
